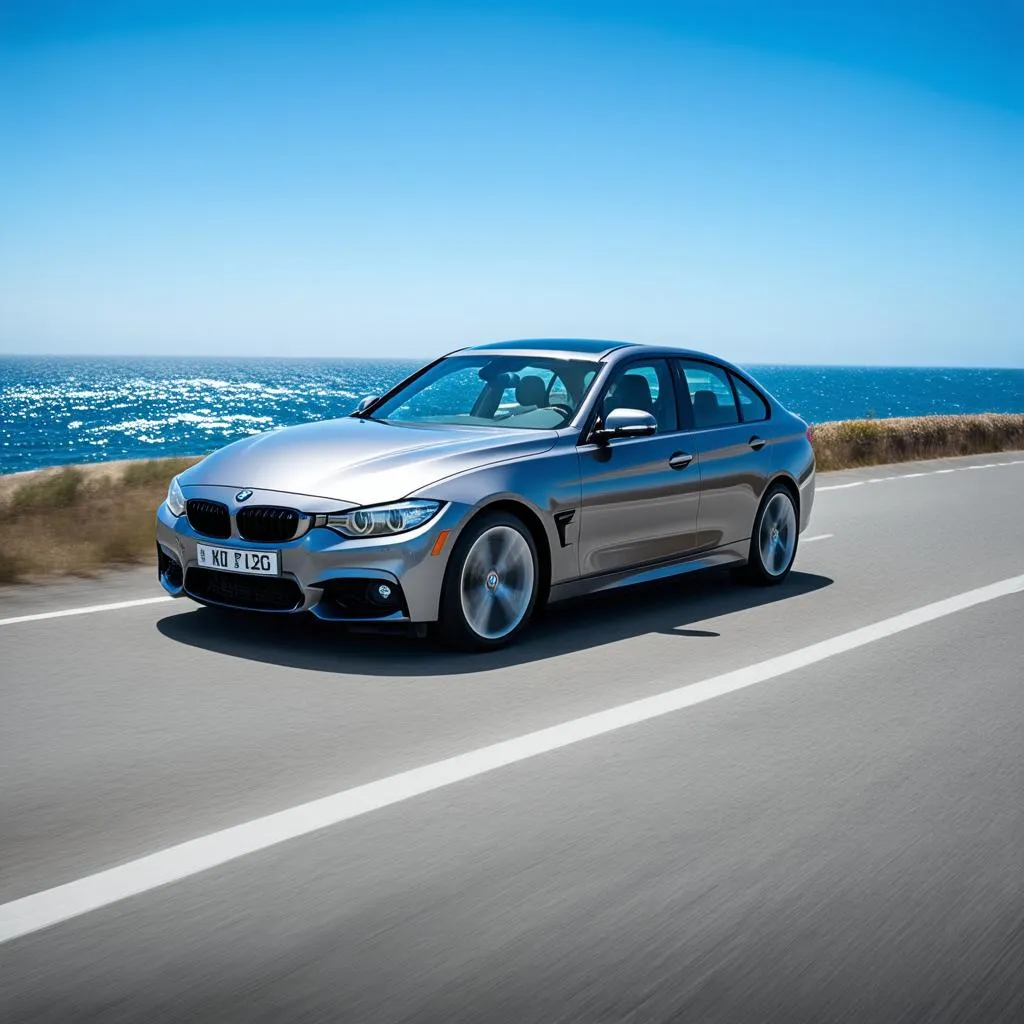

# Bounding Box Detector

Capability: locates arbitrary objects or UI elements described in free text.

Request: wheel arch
[765,472,800,518]
[463,498,553,606]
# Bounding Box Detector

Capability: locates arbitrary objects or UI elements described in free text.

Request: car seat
[515,375,548,409]
[692,389,726,426]
[606,374,654,419]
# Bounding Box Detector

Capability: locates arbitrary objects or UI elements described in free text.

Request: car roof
[463,338,638,357]
[457,338,733,366]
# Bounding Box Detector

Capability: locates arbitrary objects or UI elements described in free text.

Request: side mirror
[591,408,658,443]
[354,395,380,414]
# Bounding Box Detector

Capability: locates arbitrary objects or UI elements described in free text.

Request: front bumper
[156,498,470,623]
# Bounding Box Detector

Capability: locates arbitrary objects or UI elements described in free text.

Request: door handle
[748,436,767,451]
[668,451,693,470]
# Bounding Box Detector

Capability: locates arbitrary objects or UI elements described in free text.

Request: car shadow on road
[155,569,833,677]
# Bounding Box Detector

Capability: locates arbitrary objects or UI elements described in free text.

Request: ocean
[2,355,1023,476]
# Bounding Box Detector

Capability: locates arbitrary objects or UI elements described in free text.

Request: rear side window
[679,360,740,428]
[731,374,770,423]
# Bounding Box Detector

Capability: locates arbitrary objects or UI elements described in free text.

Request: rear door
[675,359,773,549]
[576,359,701,576]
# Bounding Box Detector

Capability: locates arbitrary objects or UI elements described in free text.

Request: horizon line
[1,352,1023,372]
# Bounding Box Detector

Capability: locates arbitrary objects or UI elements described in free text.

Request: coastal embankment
[1,413,1022,583]
[810,412,1024,471]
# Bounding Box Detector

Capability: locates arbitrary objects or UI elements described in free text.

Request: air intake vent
[185,568,302,611]
[236,506,301,543]
[316,578,408,619]
[185,499,231,539]
[157,544,183,588]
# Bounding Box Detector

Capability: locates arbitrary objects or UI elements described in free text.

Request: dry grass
[0,457,199,584]
[1,413,1022,583]
[810,413,1024,472]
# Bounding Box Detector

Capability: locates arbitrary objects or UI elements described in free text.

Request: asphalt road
[1,451,1023,1023]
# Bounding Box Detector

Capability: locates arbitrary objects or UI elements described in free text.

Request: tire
[437,511,540,651]
[736,483,799,586]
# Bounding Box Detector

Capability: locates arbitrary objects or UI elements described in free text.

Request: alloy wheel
[459,525,536,640]
[758,491,797,577]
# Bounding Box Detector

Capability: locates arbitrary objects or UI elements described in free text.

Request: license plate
[196,544,280,576]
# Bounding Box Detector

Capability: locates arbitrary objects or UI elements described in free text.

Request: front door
[577,359,701,577]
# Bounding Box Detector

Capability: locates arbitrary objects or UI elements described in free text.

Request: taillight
[806,425,814,442]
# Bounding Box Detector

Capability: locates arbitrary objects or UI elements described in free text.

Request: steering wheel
[547,403,574,421]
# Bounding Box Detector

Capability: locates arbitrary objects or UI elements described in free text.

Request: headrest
[692,390,719,415]
[515,375,548,408]
[610,374,654,412]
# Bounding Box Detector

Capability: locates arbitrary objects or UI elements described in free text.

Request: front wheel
[736,485,799,586]
[437,512,540,651]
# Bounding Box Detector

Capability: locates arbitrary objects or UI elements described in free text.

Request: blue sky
[1,1,1021,365]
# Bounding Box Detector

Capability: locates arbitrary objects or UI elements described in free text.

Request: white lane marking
[1,573,1022,946]
[801,533,833,543]
[818,457,1024,492]
[0,596,173,628]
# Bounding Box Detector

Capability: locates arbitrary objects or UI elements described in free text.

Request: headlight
[324,500,441,538]
[166,476,186,517]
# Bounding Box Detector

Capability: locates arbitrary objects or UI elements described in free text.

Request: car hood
[179,417,556,506]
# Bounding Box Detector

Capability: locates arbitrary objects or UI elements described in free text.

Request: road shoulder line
[0,596,173,627]
[817,457,1024,492]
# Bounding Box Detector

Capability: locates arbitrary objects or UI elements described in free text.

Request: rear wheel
[736,484,799,586]
[438,512,539,651]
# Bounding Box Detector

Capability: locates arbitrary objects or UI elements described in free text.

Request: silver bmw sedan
[157,339,815,649]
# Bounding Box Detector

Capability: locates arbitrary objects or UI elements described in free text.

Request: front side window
[371,355,601,430]
[679,360,740,428]
[600,360,677,433]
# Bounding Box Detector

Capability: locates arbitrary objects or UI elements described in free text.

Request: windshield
[369,355,602,429]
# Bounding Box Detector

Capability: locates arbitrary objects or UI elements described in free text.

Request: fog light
[366,581,399,608]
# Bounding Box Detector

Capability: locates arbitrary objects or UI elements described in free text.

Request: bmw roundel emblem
[235,489,254,503]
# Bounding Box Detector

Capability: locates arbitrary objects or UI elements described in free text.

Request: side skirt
[548,543,749,605]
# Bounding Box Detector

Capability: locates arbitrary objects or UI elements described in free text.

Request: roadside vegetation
[1,413,1022,583]
[810,413,1024,472]
[0,457,199,584]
